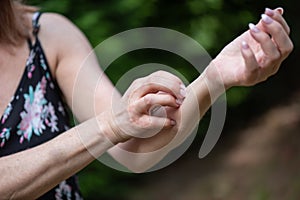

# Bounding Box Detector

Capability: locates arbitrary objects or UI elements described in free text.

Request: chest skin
[0,41,30,117]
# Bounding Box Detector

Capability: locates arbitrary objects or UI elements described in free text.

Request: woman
[0,1,293,199]
[0,1,185,199]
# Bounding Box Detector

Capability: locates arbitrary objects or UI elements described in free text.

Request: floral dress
[0,12,83,200]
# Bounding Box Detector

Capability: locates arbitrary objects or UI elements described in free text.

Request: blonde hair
[0,0,37,46]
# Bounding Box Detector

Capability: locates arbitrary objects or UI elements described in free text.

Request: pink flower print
[18,109,34,143]
[44,103,58,132]
[0,128,11,147]
[17,83,46,142]
[17,77,59,143]
[27,65,35,79]
[40,76,47,93]
[31,104,46,136]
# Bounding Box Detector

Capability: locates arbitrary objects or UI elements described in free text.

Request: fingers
[134,115,176,138]
[120,70,184,139]
[241,6,293,84]
[129,70,186,101]
[248,7,293,63]
[240,41,260,85]
[260,10,294,59]
[264,7,290,35]
[249,23,281,65]
[134,93,180,115]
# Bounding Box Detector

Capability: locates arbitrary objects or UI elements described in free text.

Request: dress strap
[27,11,42,49]
[32,11,42,37]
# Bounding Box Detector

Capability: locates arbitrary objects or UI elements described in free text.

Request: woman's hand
[99,70,186,144]
[205,7,293,89]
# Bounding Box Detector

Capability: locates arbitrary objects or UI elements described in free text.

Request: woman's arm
[108,7,294,172]
[0,13,185,199]
[1,115,112,199]
[1,85,180,199]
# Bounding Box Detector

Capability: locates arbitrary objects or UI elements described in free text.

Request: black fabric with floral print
[0,12,83,200]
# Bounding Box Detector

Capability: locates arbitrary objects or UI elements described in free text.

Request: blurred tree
[26,0,299,199]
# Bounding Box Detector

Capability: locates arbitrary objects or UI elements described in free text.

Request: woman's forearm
[1,115,113,199]
[108,66,225,172]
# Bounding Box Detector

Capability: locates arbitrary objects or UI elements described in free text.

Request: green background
[26,0,299,199]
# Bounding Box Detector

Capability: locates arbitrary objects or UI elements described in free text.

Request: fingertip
[180,87,186,98]
[276,7,284,15]
[261,14,273,24]
[241,41,249,50]
[176,98,183,106]
[240,41,252,59]
[240,42,259,73]
[241,41,253,59]
[265,8,274,16]
[163,119,176,128]
[249,23,260,33]
[170,119,177,126]
[143,95,152,105]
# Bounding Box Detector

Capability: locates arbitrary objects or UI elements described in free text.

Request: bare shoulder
[37,12,93,77]
[39,12,91,48]
[39,13,81,37]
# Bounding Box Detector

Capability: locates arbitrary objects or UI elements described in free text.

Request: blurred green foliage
[26,0,299,199]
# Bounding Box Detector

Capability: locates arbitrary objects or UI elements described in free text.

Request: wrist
[201,62,227,96]
[207,59,237,89]
[96,111,130,145]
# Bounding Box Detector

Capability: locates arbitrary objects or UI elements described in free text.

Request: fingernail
[180,83,186,89]
[242,41,249,49]
[261,14,273,24]
[180,88,186,98]
[249,23,260,33]
[157,91,167,95]
[170,119,176,126]
[276,7,284,15]
[265,8,274,16]
[176,98,183,105]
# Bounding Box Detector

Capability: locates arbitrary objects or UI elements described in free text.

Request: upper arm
[38,13,119,122]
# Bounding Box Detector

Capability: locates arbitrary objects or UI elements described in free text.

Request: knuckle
[146,74,156,84]
[289,42,294,52]
[143,95,152,105]
[282,42,294,56]
[152,70,179,81]
[286,26,291,35]
[139,117,152,128]
[271,51,281,61]
[155,70,167,75]
[132,78,142,86]
[272,24,282,36]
